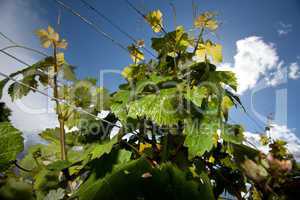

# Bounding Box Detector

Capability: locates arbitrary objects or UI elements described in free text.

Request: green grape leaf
[0,78,9,99]
[71,80,94,109]
[39,128,60,144]
[74,157,214,200]
[0,57,54,100]
[209,71,237,91]
[184,86,209,107]
[33,168,60,199]
[121,64,146,81]
[94,87,111,111]
[0,122,24,171]
[83,136,118,161]
[111,89,131,122]
[128,88,185,126]
[8,75,38,101]
[134,74,174,94]
[184,118,218,158]
[110,102,128,123]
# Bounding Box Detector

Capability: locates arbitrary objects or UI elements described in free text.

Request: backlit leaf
[0,122,24,171]
[128,45,144,63]
[146,10,163,33]
[194,12,218,31]
[183,118,217,158]
[196,41,222,63]
[128,88,185,126]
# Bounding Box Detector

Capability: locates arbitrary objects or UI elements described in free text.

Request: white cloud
[244,123,300,161]
[219,36,279,94]
[277,22,292,36]
[265,61,287,86]
[288,62,300,80]
[0,1,58,134]
[219,37,299,94]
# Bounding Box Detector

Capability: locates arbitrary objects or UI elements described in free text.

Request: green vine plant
[0,8,299,200]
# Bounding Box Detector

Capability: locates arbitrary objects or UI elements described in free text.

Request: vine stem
[52,43,67,161]
[193,28,204,55]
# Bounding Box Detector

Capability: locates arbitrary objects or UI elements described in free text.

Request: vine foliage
[0,8,299,200]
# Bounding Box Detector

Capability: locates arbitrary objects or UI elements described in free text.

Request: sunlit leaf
[208,71,237,91]
[121,64,146,81]
[128,45,144,63]
[128,88,185,126]
[36,26,67,49]
[183,118,217,158]
[8,75,38,101]
[184,86,209,107]
[0,122,24,171]
[146,10,163,33]
[196,41,222,63]
[152,26,192,55]
[194,12,218,31]
[56,52,65,66]
[221,95,234,121]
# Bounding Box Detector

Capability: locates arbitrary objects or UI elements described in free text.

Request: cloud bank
[0,0,58,134]
[219,36,299,94]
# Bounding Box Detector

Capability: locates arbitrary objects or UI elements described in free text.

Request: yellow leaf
[56,52,65,66]
[42,40,51,48]
[194,15,206,28]
[206,19,218,31]
[196,41,222,63]
[128,45,144,63]
[121,66,133,80]
[47,25,55,34]
[210,43,222,63]
[195,44,207,59]
[146,10,163,33]
[36,25,67,49]
[56,39,68,49]
[36,29,48,37]
[194,12,218,31]
[52,32,60,42]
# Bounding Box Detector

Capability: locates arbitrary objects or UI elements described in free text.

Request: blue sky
[0,0,300,157]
